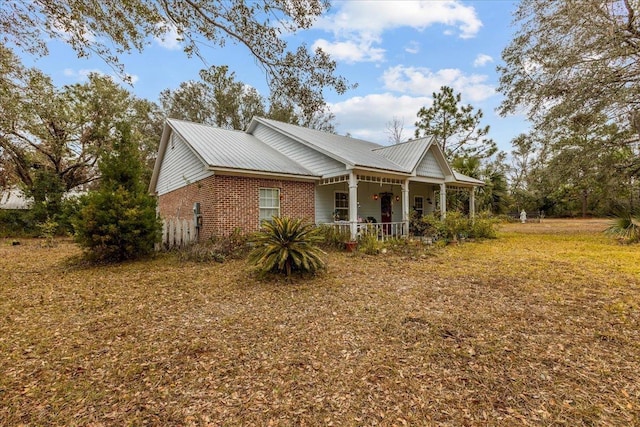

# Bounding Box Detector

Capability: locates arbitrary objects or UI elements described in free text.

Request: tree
[73,123,161,262]
[414,86,497,160]
[0,64,160,194]
[498,0,640,177]
[450,155,510,214]
[386,116,406,144]
[1,0,352,119]
[159,81,214,125]
[160,66,336,132]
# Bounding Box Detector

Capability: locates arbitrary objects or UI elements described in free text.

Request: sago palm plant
[249,217,326,276]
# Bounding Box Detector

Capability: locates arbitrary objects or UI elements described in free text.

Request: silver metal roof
[168,119,317,177]
[0,187,31,209]
[373,138,433,171]
[251,118,409,173]
[453,171,486,185]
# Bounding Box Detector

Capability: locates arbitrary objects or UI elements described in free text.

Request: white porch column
[348,172,358,240]
[469,187,476,220]
[401,179,410,237]
[440,183,447,219]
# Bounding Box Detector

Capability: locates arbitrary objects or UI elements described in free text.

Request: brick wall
[157,174,316,240]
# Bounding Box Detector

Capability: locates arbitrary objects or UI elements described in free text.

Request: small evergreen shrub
[468,213,499,239]
[442,211,471,242]
[409,211,442,238]
[0,209,36,237]
[73,124,161,262]
[249,217,326,277]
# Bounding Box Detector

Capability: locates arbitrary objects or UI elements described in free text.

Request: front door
[381,193,392,234]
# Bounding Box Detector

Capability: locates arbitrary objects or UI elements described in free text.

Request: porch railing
[322,221,407,242]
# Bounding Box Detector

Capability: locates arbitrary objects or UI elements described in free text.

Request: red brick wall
[157,174,315,240]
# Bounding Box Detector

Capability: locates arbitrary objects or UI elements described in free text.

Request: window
[259,188,280,221]
[334,191,349,221]
[414,196,424,217]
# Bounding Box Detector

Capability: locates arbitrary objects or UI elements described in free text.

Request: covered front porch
[316,171,478,240]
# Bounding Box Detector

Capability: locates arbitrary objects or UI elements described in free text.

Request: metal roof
[452,171,486,185]
[373,137,433,171]
[168,119,318,177]
[251,117,409,173]
[0,187,31,209]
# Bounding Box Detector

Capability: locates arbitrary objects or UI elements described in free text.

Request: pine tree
[73,123,161,262]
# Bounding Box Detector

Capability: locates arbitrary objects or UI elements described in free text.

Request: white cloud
[63,68,139,85]
[312,38,385,63]
[473,53,493,67]
[381,65,495,102]
[405,41,420,54]
[51,18,96,44]
[154,22,182,50]
[330,93,432,143]
[313,0,482,63]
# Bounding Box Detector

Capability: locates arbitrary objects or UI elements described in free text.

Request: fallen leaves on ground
[0,219,638,426]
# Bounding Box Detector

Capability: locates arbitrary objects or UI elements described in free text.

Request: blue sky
[18,0,528,153]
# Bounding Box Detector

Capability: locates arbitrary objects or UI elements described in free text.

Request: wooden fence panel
[160,218,197,249]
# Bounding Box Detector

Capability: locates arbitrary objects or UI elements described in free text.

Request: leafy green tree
[451,155,510,215]
[160,69,336,132]
[159,81,214,125]
[1,66,160,191]
[498,0,640,178]
[414,86,497,160]
[73,123,161,262]
[1,0,352,119]
[248,216,326,277]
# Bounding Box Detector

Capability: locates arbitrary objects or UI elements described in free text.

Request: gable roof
[452,171,486,185]
[248,117,409,173]
[150,117,484,194]
[168,119,316,177]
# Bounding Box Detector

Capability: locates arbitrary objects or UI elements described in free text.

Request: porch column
[401,179,410,237]
[348,172,358,240]
[469,187,476,220]
[440,183,447,219]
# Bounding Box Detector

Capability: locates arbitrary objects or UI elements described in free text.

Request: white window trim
[333,190,349,221]
[259,188,280,222]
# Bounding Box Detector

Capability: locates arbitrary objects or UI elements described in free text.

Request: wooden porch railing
[323,221,407,241]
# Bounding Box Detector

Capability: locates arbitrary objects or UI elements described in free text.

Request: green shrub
[73,124,161,262]
[409,211,441,237]
[317,223,351,250]
[442,211,471,242]
[468,213,499,239]
[38,219,59,247]
[248,217,326,277]
[0,209,37,237]
[358,224,380,255]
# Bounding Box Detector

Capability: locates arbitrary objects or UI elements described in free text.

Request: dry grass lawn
[1,218,639,426]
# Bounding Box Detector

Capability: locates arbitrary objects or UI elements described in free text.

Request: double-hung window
[414,196,424,217]
[259,188,280,222]
[334,191,349,221]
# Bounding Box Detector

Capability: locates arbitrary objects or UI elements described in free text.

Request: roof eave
[208,166,320,181]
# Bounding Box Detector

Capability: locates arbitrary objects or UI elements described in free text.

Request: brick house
[149,117,484,241]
